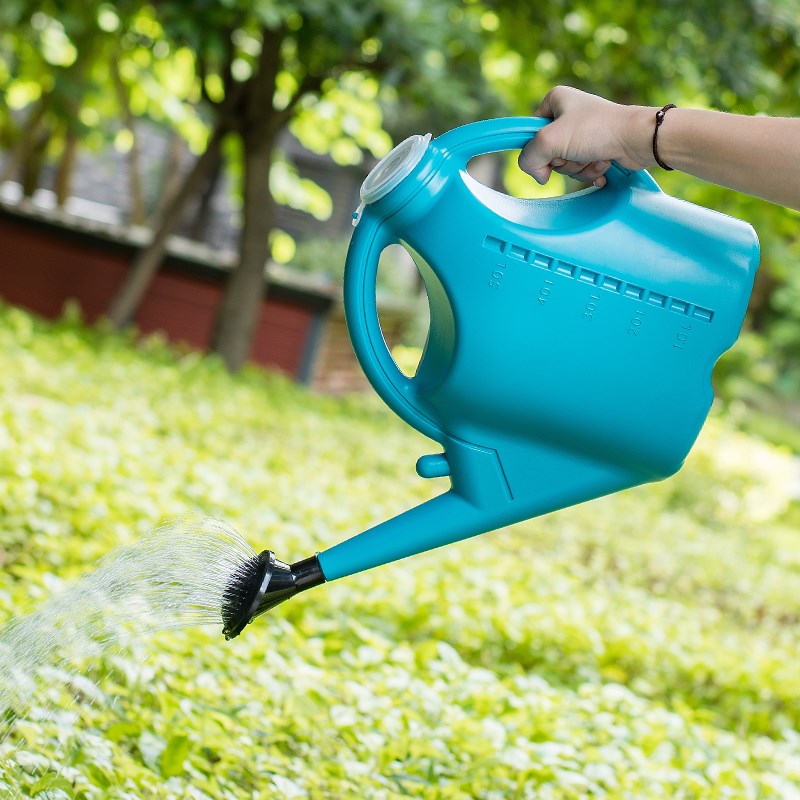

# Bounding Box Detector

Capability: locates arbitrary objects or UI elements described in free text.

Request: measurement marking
[556,262,576,277]
[673,320,693,350]
[487,259,508,289]
[625,284,644,300]
[537,277,555,306]
[693,307,713,322]
[481,234,715,323]
[583,293,600,321]
[627,308,646,337]
[670,298,690,315]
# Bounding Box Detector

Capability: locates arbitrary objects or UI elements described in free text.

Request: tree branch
[112,52,146,224]
[197,53,218,109]
[266,72,325,138]
[244,25,285,132]
[220,29,237,103]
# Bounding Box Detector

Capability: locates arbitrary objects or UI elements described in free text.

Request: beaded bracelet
[653,104,676,170]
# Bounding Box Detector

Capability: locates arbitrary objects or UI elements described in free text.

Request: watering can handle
[344,216,445,444]
[438,116,662,192]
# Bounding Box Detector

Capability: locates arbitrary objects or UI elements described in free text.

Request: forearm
[520,87,800,210]
[630,106,800,211]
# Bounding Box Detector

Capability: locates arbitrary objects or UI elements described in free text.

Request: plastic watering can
[220,117,760,638]
[322,114,760,578]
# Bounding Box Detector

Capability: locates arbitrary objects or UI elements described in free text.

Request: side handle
[343,213,445,443]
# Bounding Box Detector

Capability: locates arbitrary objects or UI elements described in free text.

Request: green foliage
[0,0,490,231]
[5,0,800,400]
[0,304,798,797]
[483,0,800,404]
[485,0,800,115]
[288,235,350,279]
[144,0,490,190]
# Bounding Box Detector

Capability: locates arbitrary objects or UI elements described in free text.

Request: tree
[0,1,205,221]
[0,2,125,201]
[483,0,800,385]
[105,0,492,371]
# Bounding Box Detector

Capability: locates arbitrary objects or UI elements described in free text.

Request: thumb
[522,161,551,186]
[533,91,554,119]
[518,125,561,185]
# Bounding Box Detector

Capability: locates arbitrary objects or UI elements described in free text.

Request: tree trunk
[112,55,146,225]
[0,97,49,187]
[211,132,275,371]
[149,131,187,224]
[54,129,78,207]
[210,25,287,372]
[126,126,147,226]
[21,126,50,198]
[106,126,226,329]
[187,143,222,242]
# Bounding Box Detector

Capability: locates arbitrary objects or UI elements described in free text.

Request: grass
[0,303,798,799]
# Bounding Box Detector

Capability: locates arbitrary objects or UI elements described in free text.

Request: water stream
[0,516,255,722]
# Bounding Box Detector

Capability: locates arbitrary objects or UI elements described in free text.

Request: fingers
[556,160,610,185]
[517,154,552,185]
[534,85,573,119]
[519,138,611,187]
[524,89,559,183]
[519,121,610,186]
[522,86,620,186]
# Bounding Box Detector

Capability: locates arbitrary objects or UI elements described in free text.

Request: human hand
[518,86,655,188]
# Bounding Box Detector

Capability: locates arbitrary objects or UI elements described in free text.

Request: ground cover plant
[0,303,798,798]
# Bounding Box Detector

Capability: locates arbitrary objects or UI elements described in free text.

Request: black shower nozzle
[220,550,325,640]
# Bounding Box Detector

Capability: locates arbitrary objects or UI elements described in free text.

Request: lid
[360,133,432,204]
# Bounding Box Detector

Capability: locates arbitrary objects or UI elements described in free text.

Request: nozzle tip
[220,551,325,640]
[220,551,270,640]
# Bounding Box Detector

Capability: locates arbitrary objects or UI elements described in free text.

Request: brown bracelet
[652,104,676,170]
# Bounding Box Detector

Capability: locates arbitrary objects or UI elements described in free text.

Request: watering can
[221,117,759,637]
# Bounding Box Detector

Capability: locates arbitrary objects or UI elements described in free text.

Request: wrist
[620,104,659,170]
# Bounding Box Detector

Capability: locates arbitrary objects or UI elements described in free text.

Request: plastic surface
[360,133,432,204]
[416,453,450,479]
[318,116,760,583]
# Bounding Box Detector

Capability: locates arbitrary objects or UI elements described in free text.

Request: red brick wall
[310,310,409,395]
[0,213,321,377]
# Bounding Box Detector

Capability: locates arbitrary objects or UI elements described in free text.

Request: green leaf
[160,734,191,778]
[29,773,74,795]
[104,721,140,742]
[137,730,166,772]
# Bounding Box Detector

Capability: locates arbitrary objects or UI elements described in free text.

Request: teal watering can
[220,117,759,638]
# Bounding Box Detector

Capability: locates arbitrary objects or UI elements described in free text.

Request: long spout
[318,437,645,582]
[317,490,505,581]
[221,443,643,639]
[218,492,487,639]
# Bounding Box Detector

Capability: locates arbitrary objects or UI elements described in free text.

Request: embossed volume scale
[220,118,759,640]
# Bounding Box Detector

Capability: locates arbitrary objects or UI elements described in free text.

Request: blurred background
[3,3,800,798]
[0,0,798,433]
